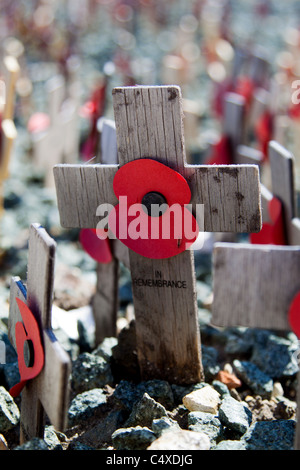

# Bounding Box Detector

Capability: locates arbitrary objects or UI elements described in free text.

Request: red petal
[288,292,300,338]
[113,159,191,207]
[80,228,112,263]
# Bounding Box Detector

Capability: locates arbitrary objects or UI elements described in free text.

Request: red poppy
[288,292,300,339]
[80,228,112,264]
[250,196,286,245]
[205,135,232,165]
[108,159,199,259]
[255,110,273,160]
[9,298,44,397]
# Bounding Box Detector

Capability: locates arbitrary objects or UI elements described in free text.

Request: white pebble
[183,385,221,414]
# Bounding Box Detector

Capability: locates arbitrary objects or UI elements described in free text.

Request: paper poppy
[80,228,112,264]
[10,298,44,397]
[108,159,199,259]
[250,196,286,245]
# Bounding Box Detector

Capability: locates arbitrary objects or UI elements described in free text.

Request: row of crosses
[7,85,300,450]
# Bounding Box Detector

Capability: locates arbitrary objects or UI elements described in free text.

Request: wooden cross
[8,223,71,444]
[212,140,300,330]
[54,85,261,384]
[211,141,300,449]
[31,74,79,188]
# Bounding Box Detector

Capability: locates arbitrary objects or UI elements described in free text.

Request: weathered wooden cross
[31,74,79,188]
[8,223,71,444]
[54,85,261,384]
[211,140,300,449]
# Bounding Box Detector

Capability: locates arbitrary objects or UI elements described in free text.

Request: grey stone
[44,425,63,450]
[218,396,252,435]
[152,416,180,437]
[113,379,174,412]
[138,380,174,410]
[76,410,126,448]
[14,438,49,450]
[93,337,118,361]
[212,380,231,398]
[224,327,253,355]
[112,380,142,411]
[148,429,211,450]
[250,332,299,379]
[188,411,223,443]
[0,331,17,363]
[125,393,167,428]
[112,426,156,450]
[213,440,247,450]
[0,386,20,433]
[68,388,107,427]
[67,441,95,450]
[71,352,113,393]
[242,420,295,450]
[233,359,273,398]
[1,362,20,391]
[201,345,220,381]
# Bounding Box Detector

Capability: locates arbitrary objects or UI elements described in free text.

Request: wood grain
[186,163,262,232]
[92,258,119,344]
[53,163,119,228]
[212,243,300,330]
[27,223,56,328]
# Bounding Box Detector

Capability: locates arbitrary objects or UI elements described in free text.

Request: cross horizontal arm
[186,164,262,232]
[53,164,119,228]
[212,243,300,330]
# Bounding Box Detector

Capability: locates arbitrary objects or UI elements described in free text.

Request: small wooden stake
[2,56,20,121]
[54,86,262,384]
[31,75,79,187]
[8,224,71,443]
[0,56,19,218]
